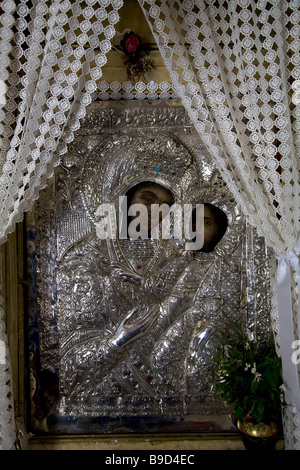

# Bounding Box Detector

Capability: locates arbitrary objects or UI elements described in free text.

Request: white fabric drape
[138,0,300,449]
[0,0,123,244]
[0,0,16,451]
[0,0,123,449]
[1,0,299,450]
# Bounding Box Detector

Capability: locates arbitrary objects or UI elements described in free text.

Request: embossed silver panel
[27,100,272,434]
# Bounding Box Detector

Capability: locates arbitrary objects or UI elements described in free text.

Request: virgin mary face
[126,182,175,236]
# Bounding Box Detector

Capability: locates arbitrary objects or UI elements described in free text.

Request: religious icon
[28,101,271,433]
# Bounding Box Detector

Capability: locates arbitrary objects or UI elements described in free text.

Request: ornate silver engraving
[28,100,272,433]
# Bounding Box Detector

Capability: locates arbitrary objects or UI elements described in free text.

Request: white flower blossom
[254,372,262,382]
[244,363,251,371]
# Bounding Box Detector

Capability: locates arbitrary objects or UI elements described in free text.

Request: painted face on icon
[126,182,174,236]
[192,203,228,252]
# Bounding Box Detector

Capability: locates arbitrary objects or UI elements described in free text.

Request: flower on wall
[114,30,152,82]
[121,31,141,55]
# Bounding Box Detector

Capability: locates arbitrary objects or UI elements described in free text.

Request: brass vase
[237,414,280,450]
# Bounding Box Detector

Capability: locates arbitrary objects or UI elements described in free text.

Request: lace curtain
[0,0,123,449]
[138,0,300,449]
[0,0,299,449]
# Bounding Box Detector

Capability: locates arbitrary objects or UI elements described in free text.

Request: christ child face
[192,203,228,252]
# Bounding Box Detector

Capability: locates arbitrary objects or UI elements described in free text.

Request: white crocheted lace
[0,0,123,244]
[95,79,177,100]
[0,0,124,449]
[0,0,299,449]
[139,0,299,253]
[138,0,300,449]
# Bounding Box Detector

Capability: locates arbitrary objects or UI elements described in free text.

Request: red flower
[122,32,141,55]
[119,31,152,82]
